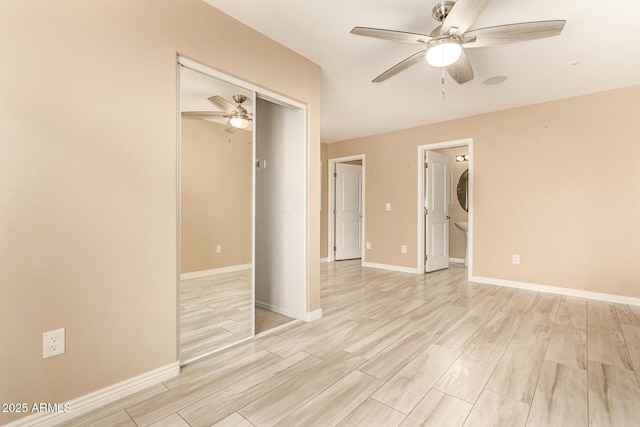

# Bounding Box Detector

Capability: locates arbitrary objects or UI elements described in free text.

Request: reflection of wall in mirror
[181,118,252,273]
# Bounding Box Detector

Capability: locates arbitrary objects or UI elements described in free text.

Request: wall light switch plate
[401,245,407,254]
[216,245,222,254]
[366,242,371,249]
[43,328,65,359]
[386,203,391,211]
[512,254,520,264]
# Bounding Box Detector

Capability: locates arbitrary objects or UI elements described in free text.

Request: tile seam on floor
[521,292,564,426]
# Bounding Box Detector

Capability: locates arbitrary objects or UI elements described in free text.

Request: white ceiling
[204,0,640,143]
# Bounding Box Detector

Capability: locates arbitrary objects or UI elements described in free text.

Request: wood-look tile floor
[63,260,640,426]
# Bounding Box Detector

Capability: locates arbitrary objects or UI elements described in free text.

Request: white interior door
[335,163,362,260]
[425,151,450,272]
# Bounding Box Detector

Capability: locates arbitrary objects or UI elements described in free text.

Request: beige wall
[0,1,321,423]
[326,85,640,298]
[181,119,252,273]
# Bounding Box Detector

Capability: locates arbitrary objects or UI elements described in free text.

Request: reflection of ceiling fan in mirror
[351,0,566,85]
[182,94,253,134]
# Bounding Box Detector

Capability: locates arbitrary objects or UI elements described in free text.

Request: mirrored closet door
[178,65,254,363]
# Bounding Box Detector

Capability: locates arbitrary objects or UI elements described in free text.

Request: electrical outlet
[401,245,407,254]
[366,242,371,250]
[216,245,222,254]
[43,328,65,359]
[512,254,520,264]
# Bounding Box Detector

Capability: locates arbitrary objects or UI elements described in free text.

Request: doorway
[418,139,473,277]
[328,155,365,262]
[254,96,305,325]
[177,58,306,364]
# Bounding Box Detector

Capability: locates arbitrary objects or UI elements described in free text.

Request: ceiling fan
[351,0,566,85]
[182,94,253,133]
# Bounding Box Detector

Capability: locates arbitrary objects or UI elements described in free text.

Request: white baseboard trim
[449,257,465,264]
[303,309,323,322]
[362,261,421,274]
[5,362,180,427]
[320,257,330,263]
[471,275,640,307]
[180,264,251,280]
[255,300,299,320]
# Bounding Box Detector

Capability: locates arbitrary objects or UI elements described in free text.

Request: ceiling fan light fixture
[229,115,250,129]
[426,38,462,67]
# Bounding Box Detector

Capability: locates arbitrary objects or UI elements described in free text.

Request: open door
[334,162,362,260]
[425,150,450,272]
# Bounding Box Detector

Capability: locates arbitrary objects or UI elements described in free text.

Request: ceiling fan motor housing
[431,1,456,22]
[232,94,247,105]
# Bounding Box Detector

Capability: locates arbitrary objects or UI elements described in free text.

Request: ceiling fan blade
[224,120,239,134]
[181,111,227,119]
[372,50,427,83]
[442,0,492,36]
[446,51,474,84]
[208,95,236,113]
[351,27,432,44]
[462,20,566,48]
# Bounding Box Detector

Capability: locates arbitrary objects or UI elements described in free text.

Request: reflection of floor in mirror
[180,269,252,362]
[255,306,295,335]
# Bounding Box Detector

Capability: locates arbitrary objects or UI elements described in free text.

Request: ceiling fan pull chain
[441,67,446,100]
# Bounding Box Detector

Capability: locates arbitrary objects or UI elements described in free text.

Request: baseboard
[320,257,330,263]
[180,264,251,280]
[255,300,299,320]
[4,362,180,427]
[471,275,640,307]
[449,257,465,264]
[361,261,420,274]
[303,309,323,322]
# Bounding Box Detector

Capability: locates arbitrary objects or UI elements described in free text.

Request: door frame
[328,155,365,262]
[417,138,473,277]
[177,56,308,363]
